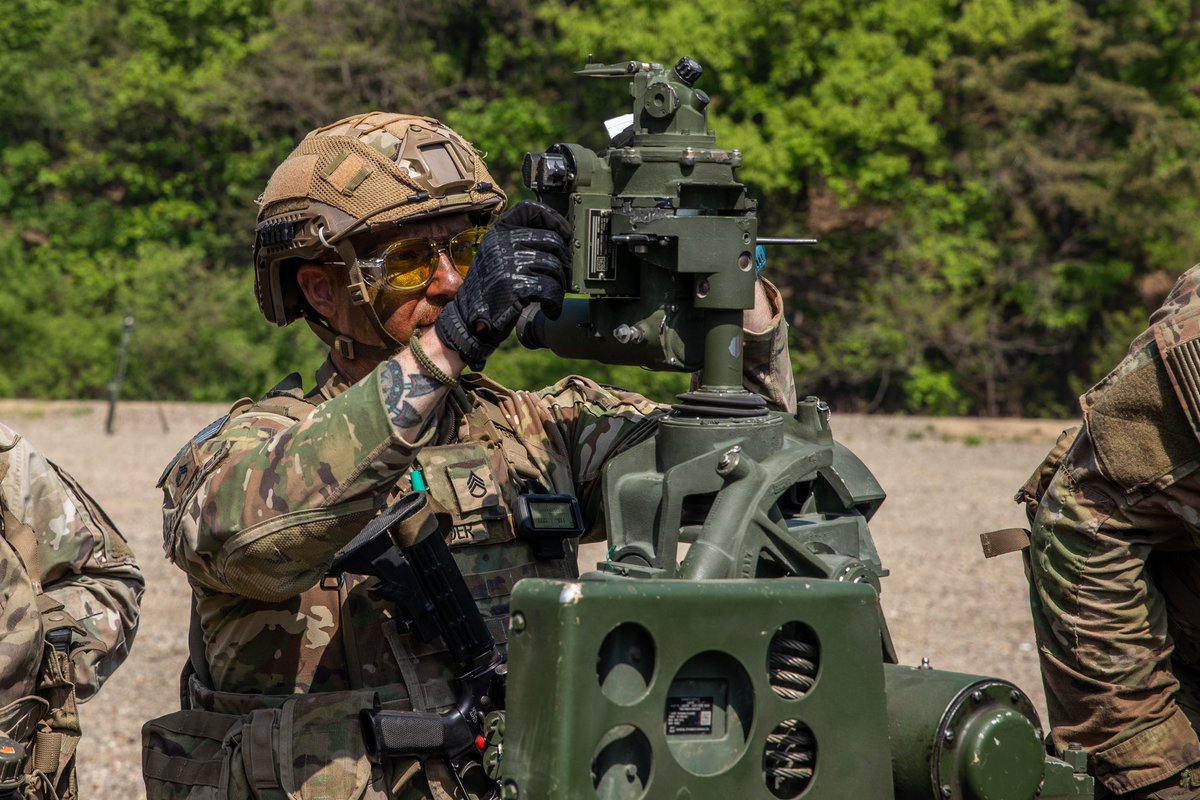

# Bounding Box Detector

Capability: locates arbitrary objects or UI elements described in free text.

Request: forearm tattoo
[380,361,443,431]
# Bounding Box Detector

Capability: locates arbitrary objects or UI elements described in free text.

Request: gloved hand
[435,201,572,370]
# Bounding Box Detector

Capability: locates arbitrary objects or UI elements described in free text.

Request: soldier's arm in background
[163,348,451,602]
[0,424,144,701]
[737,277,797,414]
[684,277,795,413]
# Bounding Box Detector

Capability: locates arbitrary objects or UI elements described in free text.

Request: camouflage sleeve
[0,424,143,702]
[535,377,664,537]
[166,367,428,601]
[690,278,797,413]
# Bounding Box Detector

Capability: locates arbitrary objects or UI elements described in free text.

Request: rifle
[328,492,505,798]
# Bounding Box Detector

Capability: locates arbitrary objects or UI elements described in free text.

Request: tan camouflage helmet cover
[253,112,508,326]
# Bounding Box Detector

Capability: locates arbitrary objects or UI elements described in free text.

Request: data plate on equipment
[586,209,613,280]
[665,696,714,736]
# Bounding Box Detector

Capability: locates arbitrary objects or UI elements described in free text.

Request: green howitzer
[498,57,1095,800]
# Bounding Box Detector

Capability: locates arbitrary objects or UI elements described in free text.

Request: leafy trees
[2,0,1197,415]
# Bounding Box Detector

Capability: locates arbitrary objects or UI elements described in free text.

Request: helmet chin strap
[304,315,398,362]
[303,233,408,363]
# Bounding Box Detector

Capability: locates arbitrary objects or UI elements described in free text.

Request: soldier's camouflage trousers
[141,677,469,800]
[1026,431,1200,795]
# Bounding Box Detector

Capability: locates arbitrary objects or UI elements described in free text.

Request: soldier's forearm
[44,567,144,701]
[744,277,780,335]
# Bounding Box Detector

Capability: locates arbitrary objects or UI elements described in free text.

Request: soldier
[1018,264,1200,800]
[0,422,143,799]
[142,112,795,799]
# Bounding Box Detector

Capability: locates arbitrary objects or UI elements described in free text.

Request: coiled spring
[769,636,818,699]
[764,625,819,797]
[764,720,815,797]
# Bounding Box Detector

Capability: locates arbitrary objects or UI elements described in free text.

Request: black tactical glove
[435,200,572,370]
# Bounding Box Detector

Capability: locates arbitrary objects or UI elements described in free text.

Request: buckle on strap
[334,336,356,360]
[242,709,281,790]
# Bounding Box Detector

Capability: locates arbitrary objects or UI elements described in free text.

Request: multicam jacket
[148,292,794,798]
[1019,264,1200,793]
[0,422,143,798]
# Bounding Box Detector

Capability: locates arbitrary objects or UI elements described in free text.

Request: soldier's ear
[296,264,339,318]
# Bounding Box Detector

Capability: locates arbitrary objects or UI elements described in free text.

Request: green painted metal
[523,58,758,388]
[503,577,894,800]
[497,56,1097,800]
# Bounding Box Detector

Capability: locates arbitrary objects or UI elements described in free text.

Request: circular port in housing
[597,622,656,705]
[763,719,816,798]
[592,725,652,800]
[768,622,820,699]
[664,650,753,776]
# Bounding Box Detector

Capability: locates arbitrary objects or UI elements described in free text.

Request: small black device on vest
[513,494,584,559]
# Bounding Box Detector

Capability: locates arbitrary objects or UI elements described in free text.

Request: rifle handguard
[402,512,496,667]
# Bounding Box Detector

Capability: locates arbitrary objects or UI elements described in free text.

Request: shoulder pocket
[1085,332,1200,494]
[161,440,234,565]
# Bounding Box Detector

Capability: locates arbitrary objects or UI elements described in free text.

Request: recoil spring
[764,630,819,797]
[768,637,817,699]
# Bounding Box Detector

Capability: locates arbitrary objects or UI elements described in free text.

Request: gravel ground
[0,399,1072,797]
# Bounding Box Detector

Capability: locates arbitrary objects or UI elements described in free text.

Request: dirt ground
[0,399,1071,798]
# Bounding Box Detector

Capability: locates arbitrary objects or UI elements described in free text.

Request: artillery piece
[494,56,1092,800]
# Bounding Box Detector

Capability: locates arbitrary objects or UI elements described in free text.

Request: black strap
[187,593,215,701]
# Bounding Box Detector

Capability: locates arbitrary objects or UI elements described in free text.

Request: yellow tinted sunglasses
[361,227,488,293]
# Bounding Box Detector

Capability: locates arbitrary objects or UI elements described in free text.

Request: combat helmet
[253,112,507,359]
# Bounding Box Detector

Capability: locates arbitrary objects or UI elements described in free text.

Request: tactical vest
[0,457,93,800]
[144,373,578,800]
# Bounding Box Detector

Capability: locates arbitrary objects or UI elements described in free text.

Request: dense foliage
[3,0,1198,414]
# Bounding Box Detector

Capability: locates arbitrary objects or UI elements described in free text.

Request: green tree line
[3,0,1198,415]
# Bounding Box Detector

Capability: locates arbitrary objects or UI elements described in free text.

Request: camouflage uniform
[1020,264,1200,796]
[143,293,794,799]
[0,422,143,798]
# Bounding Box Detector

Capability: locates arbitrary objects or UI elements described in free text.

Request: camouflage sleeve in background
[168,367,424,601]
[691,278,797,413]
[0,423,143,702]
[534,376,664,537]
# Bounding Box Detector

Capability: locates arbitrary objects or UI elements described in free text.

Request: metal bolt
[666,304,678,313]
[613,325,643,344]
[919,657,932,670]
[941,785,952,798]
[625,765,638,782]
[971,691,983,704]
[696,279,710,298]
[738,253,753,271]
[717,446,742,476]
[1010,690,1021,703]
[943,728,955,743]
[510,612,526,633]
